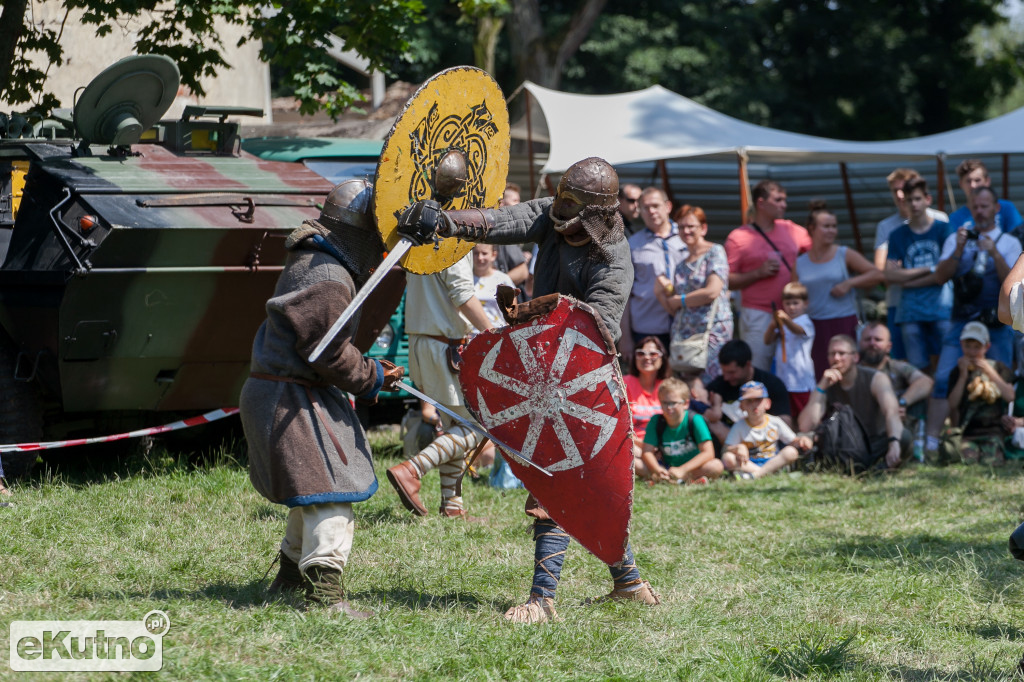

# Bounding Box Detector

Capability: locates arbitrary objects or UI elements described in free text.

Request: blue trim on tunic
[283,477,379,507]
[309,234,346,262]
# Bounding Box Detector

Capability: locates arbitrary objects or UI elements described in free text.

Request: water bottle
[913,420,925,463]
[973,249,989,275]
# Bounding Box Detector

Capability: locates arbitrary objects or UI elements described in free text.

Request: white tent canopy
[522,82,1024,173]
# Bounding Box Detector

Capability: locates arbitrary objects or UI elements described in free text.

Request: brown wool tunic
[240,246,382,506]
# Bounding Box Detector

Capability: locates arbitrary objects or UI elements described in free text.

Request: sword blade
[308,239,414,363]
[394,380,553,478]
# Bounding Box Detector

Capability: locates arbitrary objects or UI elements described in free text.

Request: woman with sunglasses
[626,336,672,478]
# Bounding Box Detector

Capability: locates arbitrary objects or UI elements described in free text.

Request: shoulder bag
[670,296,720,374]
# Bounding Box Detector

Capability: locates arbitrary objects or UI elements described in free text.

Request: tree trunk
[509,0,608,89]
[0,0,29,101]
[474,14,504,76]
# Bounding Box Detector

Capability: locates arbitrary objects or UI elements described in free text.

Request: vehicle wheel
[0,340,43,479]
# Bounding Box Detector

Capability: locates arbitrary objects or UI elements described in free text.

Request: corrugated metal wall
[508,151,1024,255]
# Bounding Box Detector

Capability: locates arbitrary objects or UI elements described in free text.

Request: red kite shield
[460,296,634,565]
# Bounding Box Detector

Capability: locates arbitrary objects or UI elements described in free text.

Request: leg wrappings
[531,520,570,599]
[608,543,643,592]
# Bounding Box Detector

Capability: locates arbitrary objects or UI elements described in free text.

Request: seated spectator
[796,201,883,377]
[873,168,950,362]
[948,160,1023,240]
[933,186,1023,453]
[946,322,1015,466]
[721,381,812,480]
[704,339,792,445]
[763,282,816,416]
[625,336,670,478]
[883,177,953,373]
[640,378,724,484]
[798,335,911,470]
[655,204,732,382]
[858,321,934,437]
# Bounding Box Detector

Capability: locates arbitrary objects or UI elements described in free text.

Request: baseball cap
[960,321,990,345]
[739,381,769,400]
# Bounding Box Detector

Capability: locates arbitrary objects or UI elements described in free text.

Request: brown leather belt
[250,372,347,465]
[423,334,469,345]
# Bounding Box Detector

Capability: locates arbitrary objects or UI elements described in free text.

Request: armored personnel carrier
[0,55,335,476]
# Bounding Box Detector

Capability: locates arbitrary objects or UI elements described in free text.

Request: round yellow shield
[373,66,510,275]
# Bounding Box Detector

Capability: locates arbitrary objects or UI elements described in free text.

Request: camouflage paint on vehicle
[0,128,333,437]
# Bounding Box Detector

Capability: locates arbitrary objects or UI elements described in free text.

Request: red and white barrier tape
[0,408,239,454]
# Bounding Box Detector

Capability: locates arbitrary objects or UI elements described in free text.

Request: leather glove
[396,200,445,245]
[380,360,405,391]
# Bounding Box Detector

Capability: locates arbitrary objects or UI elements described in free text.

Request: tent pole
[839,162,862,253]
[737,150,750,224]
[936,156,946,213]
[1004,153,1010,199]
[525,90,536,199]
[658,160,675,205]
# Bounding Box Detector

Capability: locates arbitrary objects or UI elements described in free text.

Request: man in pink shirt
[726,180,812,371]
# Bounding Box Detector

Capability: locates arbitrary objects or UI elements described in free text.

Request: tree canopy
[557,0,1020,140]
[0,0,425,116]
[2,0,1022,140]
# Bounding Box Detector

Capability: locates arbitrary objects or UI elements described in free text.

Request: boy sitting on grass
[640,377,724,484]
[723,381,813,479]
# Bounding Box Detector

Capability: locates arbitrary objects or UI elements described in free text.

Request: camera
[965,229,980,240]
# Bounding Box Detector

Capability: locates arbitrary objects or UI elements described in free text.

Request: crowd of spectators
[620,159,1024,480]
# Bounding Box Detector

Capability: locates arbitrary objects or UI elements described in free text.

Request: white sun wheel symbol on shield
[474,324,622,472]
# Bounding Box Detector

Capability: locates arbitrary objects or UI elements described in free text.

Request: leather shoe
[440,504,485,522]
[387,461,428,516]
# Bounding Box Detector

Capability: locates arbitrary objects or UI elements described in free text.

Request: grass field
[3,426,1024,681]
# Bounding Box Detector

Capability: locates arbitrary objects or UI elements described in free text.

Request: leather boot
[586,580,661,606]
[504,595,559,624]
[387,460,428,516]
[304,565,374,619]
[267,551,304,596]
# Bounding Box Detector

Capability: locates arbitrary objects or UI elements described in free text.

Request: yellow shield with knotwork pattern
[373,66,510,274]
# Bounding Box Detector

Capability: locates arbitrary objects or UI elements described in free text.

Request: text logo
[9,610,169,672]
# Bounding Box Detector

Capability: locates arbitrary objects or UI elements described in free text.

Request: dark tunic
[477,198,633,343]
[825,367,888,455]
[240,245,384,507]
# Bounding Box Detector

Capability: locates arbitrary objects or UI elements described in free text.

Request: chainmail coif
[285,219,385,287]
[548,203,625,263]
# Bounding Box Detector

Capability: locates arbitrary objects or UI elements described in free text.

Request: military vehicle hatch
[0,55,334,476]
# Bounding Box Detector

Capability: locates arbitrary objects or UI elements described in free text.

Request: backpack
[654,412,698,462]
[805,403,878,475]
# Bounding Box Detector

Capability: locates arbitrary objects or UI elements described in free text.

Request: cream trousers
[280,502,354,575]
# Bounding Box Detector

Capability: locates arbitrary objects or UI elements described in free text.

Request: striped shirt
[627,223,687,335]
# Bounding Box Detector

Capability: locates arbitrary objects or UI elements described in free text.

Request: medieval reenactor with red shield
[396,157,661,623]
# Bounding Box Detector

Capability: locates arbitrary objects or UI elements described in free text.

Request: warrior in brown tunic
[240,179,402,617]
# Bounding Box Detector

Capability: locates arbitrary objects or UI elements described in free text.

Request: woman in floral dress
[656,205,733,382]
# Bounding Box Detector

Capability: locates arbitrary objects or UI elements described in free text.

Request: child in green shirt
[640,378,724,484]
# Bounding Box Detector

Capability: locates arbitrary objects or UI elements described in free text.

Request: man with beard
[858,321,934,449]
[395,156,659,624]
[798,335,912,470]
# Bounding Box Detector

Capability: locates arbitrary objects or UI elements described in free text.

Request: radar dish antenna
[73,54,180,147]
